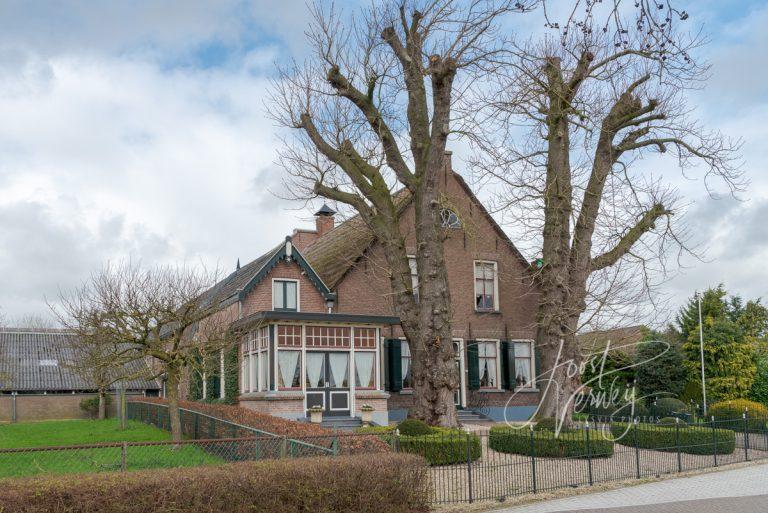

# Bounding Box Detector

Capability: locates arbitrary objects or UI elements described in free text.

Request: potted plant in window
[360,404,374,425]
[309,405,323,424]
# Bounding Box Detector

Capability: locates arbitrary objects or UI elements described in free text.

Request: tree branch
[591,203,672,271]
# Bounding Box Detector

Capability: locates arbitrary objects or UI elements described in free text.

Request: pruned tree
[269,0,534,427]
[470,1,742,423]
[53,305,153,420]
[56,262,236,441]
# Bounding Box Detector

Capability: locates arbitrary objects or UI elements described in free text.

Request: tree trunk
[166,366,183,443]
[97,388,106,420]
[535,326,582,427]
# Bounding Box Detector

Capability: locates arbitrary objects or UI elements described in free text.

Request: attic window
[440,209,461,229]
[39,359,58,367]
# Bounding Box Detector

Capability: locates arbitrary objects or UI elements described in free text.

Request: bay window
[278,350,301,389]
[354,351,376,389]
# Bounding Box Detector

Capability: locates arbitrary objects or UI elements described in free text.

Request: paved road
[497,463,768,513]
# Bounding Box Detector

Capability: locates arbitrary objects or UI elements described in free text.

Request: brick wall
[241,260,328,316]
[0,393,143,422]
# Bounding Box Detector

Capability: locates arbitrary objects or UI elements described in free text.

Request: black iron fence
[1,414,766,505]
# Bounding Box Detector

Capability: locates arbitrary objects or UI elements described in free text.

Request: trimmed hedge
[353,425,481,466]
[610,422,735,455]
[397,419,434,436]
[0,454,430,513]
[488,426,614,458]
[649,398,688,419]
[399,430,482,466]
[710,399,768,432]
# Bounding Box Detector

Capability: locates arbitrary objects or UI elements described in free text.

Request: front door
[305,351,350,417]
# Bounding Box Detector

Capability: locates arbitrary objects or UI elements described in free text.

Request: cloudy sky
[0,0,766,325]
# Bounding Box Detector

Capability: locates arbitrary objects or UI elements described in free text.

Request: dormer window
[273,279,298,311]
[440,209,461,229]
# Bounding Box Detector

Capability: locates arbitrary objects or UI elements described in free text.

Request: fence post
[530,427,537,494]
[393,429,401,452]
[121,441,127,472]
[331,437,339,456]
[280,436,288,458]
[675,417,682,473]
[194,413,200,439]
[744,409,750,461]
[157,404,161,427]
[633,418,641,479]
[711,416,718,467]
[585,422,593,486]
[466,432,474,503]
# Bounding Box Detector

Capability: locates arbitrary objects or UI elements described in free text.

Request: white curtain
[249,353,258,392]
[328,353,349,388]
[278,350,300,388]
[515,358,531,386]
[260,352,269,390]
[306,352,325,388]
[355,352,375,388]
[241,357,249,393]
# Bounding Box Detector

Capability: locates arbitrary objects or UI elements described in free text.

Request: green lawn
[0,419,223,479]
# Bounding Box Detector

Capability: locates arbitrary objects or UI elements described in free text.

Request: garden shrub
[610,422,735,455]
[488,426,614,458]
[533,417,559,431]
[397,419,433,436]
[649,398,688,419]
[710,399,768,432]
[657,417,684,427]
[0,454,430,513]
[355,425,395,435]
[398,430,481,466]
[79,395,112,418]
[580,400,649,421]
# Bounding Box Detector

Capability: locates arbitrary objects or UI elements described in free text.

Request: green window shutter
[501,341,516,390]
[466,341,480,390]
[385,339,402,392]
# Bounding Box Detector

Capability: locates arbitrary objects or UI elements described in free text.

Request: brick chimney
[314,203,336,237]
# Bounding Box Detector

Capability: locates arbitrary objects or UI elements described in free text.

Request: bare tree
[10,313,58,330]
[56,262,236,442]
[269,0,534,427]
[471,1,742,423]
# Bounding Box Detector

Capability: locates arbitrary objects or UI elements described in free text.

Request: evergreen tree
[635,334,688,403]
[683,317,755,402]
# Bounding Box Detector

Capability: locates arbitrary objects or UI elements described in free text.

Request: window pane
[250,353,259,391]
[305,352,325,388]
[273,281,284,308]
[479,358,497,387]
[260,352,268,390]
[328,352,349,388]
[285,281,297,310]
[241,357,249,393]
[514,342,531,357]
[355,352,375,388]
[516,358,531,387]
[401,341,412,388]
[278,350,300,389]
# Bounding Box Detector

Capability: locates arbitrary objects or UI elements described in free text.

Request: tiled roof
[303,189,411,288]
[196,243,283,307]
[578,325,648,356]
[0,329,160,392]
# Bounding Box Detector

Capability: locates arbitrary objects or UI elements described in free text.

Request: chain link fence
[1,410,766,505]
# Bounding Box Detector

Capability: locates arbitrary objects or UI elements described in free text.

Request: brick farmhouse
[185,155,542,424]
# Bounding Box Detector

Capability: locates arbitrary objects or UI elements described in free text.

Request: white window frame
[473,261,499,312]
[407,255,419,302]
[512,339,536,390]
[272,278,300,312]
[476,338,501,390]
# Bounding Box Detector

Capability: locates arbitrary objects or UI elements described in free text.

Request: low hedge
[610,422,735,455]
[488,426,614,458]
[353,425,481,466]
[0,454,430,513]
[399,430,482,466]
